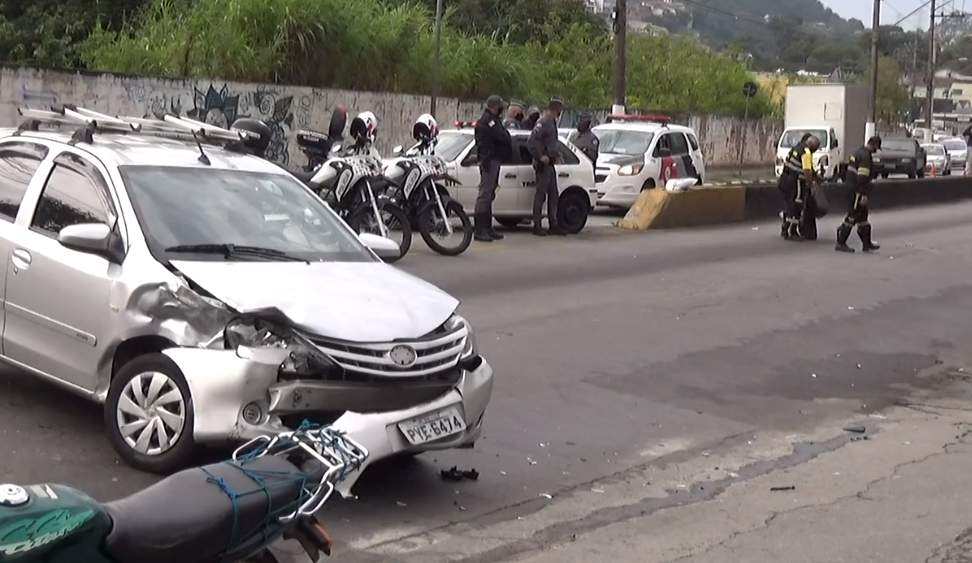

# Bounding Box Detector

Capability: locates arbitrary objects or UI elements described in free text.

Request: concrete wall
[0,65,788,167]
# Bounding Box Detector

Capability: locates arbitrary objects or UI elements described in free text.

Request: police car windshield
[882,139,916,151]
[594,129,654,155]
[120,166,375,263]
[943,139,966,150]
[779,129,827,148]
[432,132,474,161]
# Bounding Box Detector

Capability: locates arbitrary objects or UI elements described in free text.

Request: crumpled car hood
[171,260,459,342]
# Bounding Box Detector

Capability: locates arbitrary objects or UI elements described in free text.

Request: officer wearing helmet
[349,111,380,157]
[473,95,512,242]
[413,113,438,144]
[230,118,273,158]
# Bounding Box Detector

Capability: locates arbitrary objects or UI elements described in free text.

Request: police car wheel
[557,191,590,234]
[641,179,656,190]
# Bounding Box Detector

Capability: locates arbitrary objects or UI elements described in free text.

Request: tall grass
[81,0,775,115]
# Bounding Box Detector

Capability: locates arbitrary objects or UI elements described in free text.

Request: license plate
[398,406,466,446]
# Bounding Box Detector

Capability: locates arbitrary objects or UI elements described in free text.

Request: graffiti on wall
[127,84,183,119]
[188,84,296,165]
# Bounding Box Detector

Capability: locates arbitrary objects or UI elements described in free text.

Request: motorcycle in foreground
[294,109,412,263]
[385,120,472,256]
[0,426,368,563]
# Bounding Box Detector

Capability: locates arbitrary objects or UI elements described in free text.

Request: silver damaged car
[0,106,493,493]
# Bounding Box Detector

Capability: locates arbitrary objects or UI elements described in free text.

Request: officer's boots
[474,213,493,242]
[857,224,880,252]
[835,223,854,253]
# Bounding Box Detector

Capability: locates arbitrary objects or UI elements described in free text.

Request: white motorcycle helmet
[355,111,378,143]
[412,113,438,142]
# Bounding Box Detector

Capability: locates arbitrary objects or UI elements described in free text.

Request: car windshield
[883,139,915,152]
[428,132,473,161]
[593,129,654,155]
[779,129,827,148]
[943,139,966,150]
[119,166,376,263]
[923,144,945,155]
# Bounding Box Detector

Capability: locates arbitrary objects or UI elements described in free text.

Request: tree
[858,56,910,123]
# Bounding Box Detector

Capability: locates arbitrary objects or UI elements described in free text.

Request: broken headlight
[224,317,339,378]
[446,314,478,360]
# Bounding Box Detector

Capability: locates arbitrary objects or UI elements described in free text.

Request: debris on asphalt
[539,493,552,499]
[856,364,862,369]
[527,457,538,465]
[843,424,866,434]
[811,373,817,378]
[770,486,795,492]
[396,501,407,507]
[850,436,870,442]
[440,466,479,481]
[499,470,507,476]
[591,488,605,493]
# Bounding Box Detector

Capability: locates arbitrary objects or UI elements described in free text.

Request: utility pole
[430,0,444,117]
[925,0,936,129]
[612,0,627,114]
[867,0,880,142]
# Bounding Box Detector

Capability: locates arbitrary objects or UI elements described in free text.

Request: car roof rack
[14,104,256,165]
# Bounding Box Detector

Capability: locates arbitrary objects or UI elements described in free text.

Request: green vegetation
[1,0,776,117]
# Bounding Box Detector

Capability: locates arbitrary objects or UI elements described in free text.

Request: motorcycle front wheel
[418,199,473,256]
[347,202,413,263]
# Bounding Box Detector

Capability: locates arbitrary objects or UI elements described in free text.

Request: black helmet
[230,118,272,157]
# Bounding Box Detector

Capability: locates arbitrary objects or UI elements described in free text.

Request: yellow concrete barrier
[618,187,747,230]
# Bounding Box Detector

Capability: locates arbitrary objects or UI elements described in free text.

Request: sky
[818,0,969,29]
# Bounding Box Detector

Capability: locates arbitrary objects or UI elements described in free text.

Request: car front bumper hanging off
[160,346,494,496]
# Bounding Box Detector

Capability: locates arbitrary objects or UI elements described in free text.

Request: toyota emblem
[388,345,418,367]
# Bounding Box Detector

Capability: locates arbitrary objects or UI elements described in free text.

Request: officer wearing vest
[836,136,882,253]
[779,134,820,240]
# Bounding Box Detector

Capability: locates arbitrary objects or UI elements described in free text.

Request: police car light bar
[455,121,477,128]
[606,114,672,124]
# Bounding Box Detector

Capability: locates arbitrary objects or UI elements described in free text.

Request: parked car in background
[410,124,598,233]
[941,137,968,172]
[875,137,925,178]
[921,143,951,175]
[592,115,705,209]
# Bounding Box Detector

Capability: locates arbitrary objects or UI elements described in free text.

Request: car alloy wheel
[115,371,187,456]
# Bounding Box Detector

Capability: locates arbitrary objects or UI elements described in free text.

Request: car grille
[308,318,469,378]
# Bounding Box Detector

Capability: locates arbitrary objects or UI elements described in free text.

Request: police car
[590,115,706,209]
[396,122,598,233]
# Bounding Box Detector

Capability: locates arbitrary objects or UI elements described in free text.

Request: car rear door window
[686,133,700,151]
[670,133,690,156]
[558,141,580,165]
[31,153,115,238]
[0,145,47,222]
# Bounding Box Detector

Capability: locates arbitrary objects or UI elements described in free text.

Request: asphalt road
[2,202,972,562]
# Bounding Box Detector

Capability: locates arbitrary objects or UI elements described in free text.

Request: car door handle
[504,173,517,179]
[558,172,569,178]
[11,248,31,271]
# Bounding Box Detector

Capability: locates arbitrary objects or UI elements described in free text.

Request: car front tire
[105,352,197,475]
[557,191,591,234]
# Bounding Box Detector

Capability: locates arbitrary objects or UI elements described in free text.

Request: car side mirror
[657,147,672,157]
[831,138,838,149]
[358,232,401,260]
[58,222,124,264]
[393,145,404,156]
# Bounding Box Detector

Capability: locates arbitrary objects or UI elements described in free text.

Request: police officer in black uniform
[527,97,567,236]
[473,95,512,242]
[778,134,820,240]
[572,113,599,162]
[836,136,882,253]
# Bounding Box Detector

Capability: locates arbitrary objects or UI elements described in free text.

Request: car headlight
[446,314,478,359]
[617,163,644,176]
[224,317,339,378]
